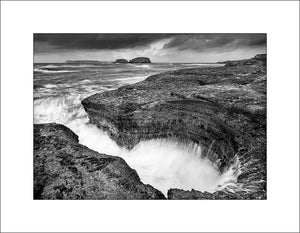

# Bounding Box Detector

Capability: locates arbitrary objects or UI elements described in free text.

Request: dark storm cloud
[34,33,266,54]
[162,33,266,51]
[34,33,174,51]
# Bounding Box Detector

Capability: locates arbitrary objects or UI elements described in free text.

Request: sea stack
[129,57,151,63]
[115,59,128,63]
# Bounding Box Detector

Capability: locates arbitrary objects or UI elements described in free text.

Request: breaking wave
[34,93,240,196]
[112,75,148,85]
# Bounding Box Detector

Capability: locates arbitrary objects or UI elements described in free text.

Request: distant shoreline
[34,61,222,65]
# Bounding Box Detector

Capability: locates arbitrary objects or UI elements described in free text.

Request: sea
[33,62,238,196]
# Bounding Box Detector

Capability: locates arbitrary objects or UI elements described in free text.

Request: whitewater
[34,62,239,196]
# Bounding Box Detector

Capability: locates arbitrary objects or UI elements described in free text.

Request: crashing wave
[34,93,240,196]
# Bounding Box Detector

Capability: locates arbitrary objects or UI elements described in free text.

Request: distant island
[114,59,128,63]
[129,57,151,63]
[115,57,151,64]
[65,57,152,64]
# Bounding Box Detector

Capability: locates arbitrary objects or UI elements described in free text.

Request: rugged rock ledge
[34,123,165,199]
[81,55,266,199]
[223,55,266,67]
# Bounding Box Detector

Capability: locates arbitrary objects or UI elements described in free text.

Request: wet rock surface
[34,123,165,199]
[81,55,267,199]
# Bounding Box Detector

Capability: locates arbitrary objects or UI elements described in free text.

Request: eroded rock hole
[75,123,240,196]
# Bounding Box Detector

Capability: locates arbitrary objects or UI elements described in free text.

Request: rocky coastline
[81,54,266,199]
[34,55,266,199]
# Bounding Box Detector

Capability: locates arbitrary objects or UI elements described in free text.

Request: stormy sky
[34,33,266,63]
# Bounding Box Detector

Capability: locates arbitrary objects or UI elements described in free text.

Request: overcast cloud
[34,33,266,63]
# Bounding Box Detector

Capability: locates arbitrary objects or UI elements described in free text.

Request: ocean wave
[40,64,98,69]
[44,84,57,88]
[112,75,148,85]
[80,79,93,84]
[129,64,151,68]
[34,68,78,74]
[40,65,58,69]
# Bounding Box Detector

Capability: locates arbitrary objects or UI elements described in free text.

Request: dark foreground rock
[34,123,165,199]
[129,57,151,63]
[167,187,266,200]
[82,55,267,199]
[115,59,128,63]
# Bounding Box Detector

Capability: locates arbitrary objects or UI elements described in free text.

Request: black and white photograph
[1,1,299,232]
[34,33,267,200]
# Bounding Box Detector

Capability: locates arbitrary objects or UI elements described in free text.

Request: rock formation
[34,123,165,199]
[254,53,267,63]
[224,56,266,67]
[129,57,151,63]
[115,59,128,63]
[81,55,267,199]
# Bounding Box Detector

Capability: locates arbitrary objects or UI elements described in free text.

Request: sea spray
[74,126,240,196]
[34,93,240,195]
[120,139,237,196]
